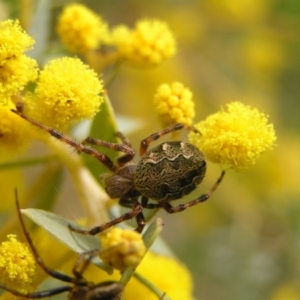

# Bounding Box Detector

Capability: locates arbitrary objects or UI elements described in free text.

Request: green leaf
[142,218,164,249]
[22,208,113,274]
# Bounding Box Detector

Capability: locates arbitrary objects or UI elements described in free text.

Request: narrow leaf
[22,208,113,274]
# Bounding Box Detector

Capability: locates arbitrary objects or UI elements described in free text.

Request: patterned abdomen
[134,141,206,202]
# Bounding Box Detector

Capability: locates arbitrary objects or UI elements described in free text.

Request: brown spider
[11,106,225,234]
[0,190,123,300]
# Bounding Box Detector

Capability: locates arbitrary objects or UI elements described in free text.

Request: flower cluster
[153,82,195,126]
[56,4,176,69]
[99,228,146,271]
[0,17,105,158]
[57,4,108,54]
[24,57,104,129]
[0,20,38,103]
[0,235,36,294]
[110,19,177,68]
[189,101,277,170]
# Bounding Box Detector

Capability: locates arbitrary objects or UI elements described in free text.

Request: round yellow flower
[24,57,104,129]
[57,4,108,53]
[0,20,35,63]
[0,101,33,159]
[114,19,176,68]
[0,235,36,294]
[189,102,276,170]
[153,82,195,126]
[0,54,38,99]
[99,228,146,271]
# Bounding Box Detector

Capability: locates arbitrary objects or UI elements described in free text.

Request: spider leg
[119,197,146,232]
[71,249,99,279]
[82,136,135,167]
[11,109,118,172]
[115,132,132,147]
[160,170,225,213]
[134,210,146,233]
[115,132,134,165]
[0,284,71,299]
[140,123,199,156]
[141,196,160,209]
[15,191,77,284]
[69,199,143,235]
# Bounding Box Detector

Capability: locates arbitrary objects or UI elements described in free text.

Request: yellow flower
[99,228,146,271]
[0,100,33,159]
[153,82,195,126]
[124,252,195,300]
[114,19,176,68]
[0,20,35,63]
[189,102,276,170]
[57,4,108,54]
[0,54,38,100]
[0,235,36,294]
[0,20,38,100]
[24,57,104,129]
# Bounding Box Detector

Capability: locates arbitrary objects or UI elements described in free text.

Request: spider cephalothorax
[12,107,225,234]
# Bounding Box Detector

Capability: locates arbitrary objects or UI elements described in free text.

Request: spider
[0,190,123,300]
[12,106,225,234]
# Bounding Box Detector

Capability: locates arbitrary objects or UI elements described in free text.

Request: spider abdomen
[134,141,206,202]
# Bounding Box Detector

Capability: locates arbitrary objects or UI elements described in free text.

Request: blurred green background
[2,0,300,299]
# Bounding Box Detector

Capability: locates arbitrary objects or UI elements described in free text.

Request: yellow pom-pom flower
[189,102,277,170]
[124,251,195,300]
[57,4,108,54]
[153,82,195,126]
[99,228,146,271]
[0,20,35,62]
[0,235,36,294]
[0,20,38,100]
[24,57,104,129]
[114,19,176,68]
[0,54,38,100]
[0,101,33,160]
